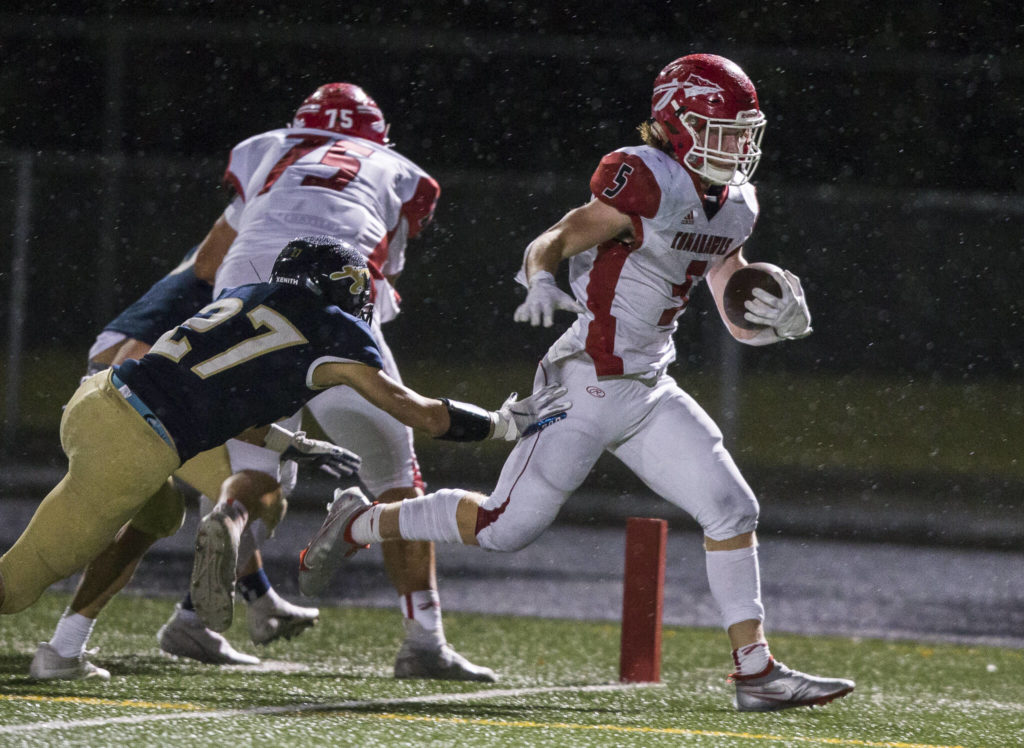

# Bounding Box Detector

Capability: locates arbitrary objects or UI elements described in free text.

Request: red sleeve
[401,176,441,240]
[590,152,661,219]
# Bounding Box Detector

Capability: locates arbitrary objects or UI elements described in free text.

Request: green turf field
[1,593,1021,746]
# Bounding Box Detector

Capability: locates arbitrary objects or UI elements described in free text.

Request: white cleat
[246,588,319,645]
[297,487,371,598]
[157,605,260,665]
[393,619,498,682]
[733,659,854,712]
[394,642,498,682]
[190,507,242,633]
[29,642,111,681]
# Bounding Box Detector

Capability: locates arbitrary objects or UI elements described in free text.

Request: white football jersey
[545,145,758,378]
[215,127,439,322]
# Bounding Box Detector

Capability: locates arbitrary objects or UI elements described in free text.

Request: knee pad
[0,553,53,614]
[701,493,760,542]
[128,479,187,539]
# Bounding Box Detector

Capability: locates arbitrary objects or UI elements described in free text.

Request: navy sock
[237,568,271,603]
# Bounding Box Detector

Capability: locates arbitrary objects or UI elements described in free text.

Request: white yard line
[0,682,656,735]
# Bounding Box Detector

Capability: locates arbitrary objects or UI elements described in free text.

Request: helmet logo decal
[681,73,724,99]
[652,81,683,111]
[653,74,725,111]
[330,266,370,296]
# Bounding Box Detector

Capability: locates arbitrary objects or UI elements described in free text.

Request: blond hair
[637,120,674,155]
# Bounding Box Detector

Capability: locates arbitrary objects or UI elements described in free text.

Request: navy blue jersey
[115,283,383,462]
[104,245,213,345]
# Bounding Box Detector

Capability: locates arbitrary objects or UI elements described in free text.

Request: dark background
[1,2,1022,485]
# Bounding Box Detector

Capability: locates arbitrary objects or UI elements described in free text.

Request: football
[723,262,784,330]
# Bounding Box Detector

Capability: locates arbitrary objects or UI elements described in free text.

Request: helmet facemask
[680,109,765,185]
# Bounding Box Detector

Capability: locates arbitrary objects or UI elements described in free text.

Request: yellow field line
[0,686,972,748]
[0,693,200,711]
[357,713,968,748]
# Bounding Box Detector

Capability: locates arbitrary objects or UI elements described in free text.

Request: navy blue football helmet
[271,235,373,321]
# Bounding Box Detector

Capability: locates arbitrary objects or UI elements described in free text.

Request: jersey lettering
[150,300,308,378]
[590,153,661,218]
[257,136,330,195]
[669,232,734,256]
[601,163,634,199]
[325,109,354,130]
[192,306,307,379]
[657,260,708,325]
[302,139,375,193]
[259,136,376,196]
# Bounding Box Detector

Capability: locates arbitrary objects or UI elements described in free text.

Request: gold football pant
[125,442,234,538]
[0,371,180,614]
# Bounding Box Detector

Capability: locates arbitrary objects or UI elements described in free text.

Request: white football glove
[490,384,572,441]
[513,271,586,328]
[263,423,362,479]
[743,268,813,340]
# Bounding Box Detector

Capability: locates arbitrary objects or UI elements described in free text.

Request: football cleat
[157,605,260,665]
[246,588,320,645]
[297,487,371,598]
[190,507,242,633]
[732,658,854,712]
[29,642,111,681]
[394,641,498,683]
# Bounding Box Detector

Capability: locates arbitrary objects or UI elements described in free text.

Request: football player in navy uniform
[30,243,339,680]
[0,236,568,673]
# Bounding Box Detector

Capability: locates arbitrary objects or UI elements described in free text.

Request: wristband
[437,398,494,441]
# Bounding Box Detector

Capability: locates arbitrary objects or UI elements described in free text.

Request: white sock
[732,641,773,678]
[49,609,97,658]
[705,545,765,629]
[400,590,445,646]
[396,489,466,544]
[349,504,386,544]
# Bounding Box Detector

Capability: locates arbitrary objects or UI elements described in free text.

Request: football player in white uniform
[191,83,495,681]
[298,55,856,712]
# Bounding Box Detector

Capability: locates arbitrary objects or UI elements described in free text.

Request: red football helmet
[291,83,390,145]
[651,54,766,185]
